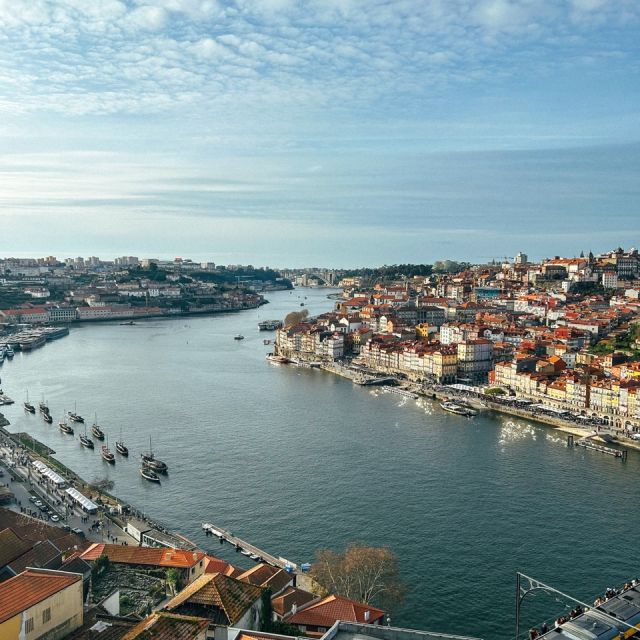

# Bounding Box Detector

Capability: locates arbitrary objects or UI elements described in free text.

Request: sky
[0,0,639,268]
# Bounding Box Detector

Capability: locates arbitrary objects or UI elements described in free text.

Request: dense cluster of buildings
[0,255,277,325]
[276,247,640,428]
[0,508,394,640]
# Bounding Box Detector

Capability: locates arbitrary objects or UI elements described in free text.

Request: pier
[567,433,628,460]
[202,522,301,573]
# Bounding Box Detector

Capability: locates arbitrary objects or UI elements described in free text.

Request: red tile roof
[236,564,292,595]
[80,543,204,568]
[122,612,209,639]
[165,573,263,626]
[204,555,237,576]
[0,568,81,623]
[271,586,316,617]
[285,594,385,627]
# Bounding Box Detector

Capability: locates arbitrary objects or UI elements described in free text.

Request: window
[42,608,51,624]
[25,618,35,633]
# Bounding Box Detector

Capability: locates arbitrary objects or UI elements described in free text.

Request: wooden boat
[43,413,53,424]
[24,391,35,414]
[116,428,128,456]
[79,432,94,448]
[91,415,105,440]
[101,439,115,464]
[140,467,160,483]
[141,436,168,472]
[59,420,74,435]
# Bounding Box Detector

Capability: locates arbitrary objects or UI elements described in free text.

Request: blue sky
[0,0,639,267]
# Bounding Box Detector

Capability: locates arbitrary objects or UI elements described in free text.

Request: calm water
[2,288,639,639]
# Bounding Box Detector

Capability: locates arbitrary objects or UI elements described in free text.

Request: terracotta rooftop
[285,594,385,627]
[204,555,237,577]
[0,508,85,552]
[7,539,62,575]
[0,527,33,568]
[0,568,81,623]
[165,572,263,626]
[122,612,209,640]
[272,586,317,618]
[80,543,205,568]
[236,563,292,594]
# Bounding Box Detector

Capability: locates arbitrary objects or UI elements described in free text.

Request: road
[0,434,138,546]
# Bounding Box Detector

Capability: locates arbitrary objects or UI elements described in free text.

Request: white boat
[5,346,14,358]
[440,401,476,417]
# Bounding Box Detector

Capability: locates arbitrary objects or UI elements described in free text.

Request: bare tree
[310,544,405,612]
[284,309,309,327]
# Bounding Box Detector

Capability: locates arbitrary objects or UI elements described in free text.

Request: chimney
[364,611,370,622]
[291,604,297,615]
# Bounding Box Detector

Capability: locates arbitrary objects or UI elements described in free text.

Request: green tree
[259,588,273,631]
[166,568,179,595]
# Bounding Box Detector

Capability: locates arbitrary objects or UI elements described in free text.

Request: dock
[202,522,300,572]
[568,433,628,461]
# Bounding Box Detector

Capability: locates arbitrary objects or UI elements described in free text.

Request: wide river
[2,288,639,639]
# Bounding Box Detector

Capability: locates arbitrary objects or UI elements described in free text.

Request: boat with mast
[68,402,84,423]
[91,414,105,440]
[141,436,168,473]
[101,437,115,464]
[39,396,50,416]
[24,391,35,414]
[79,424,94,449]
[115,428,128,456]
[59,412,74,435]
[43,411,53,424]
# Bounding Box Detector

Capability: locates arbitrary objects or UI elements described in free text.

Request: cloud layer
[0,0,638,115]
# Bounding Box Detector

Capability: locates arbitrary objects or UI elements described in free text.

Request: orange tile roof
[285,594,385,627]
[236,564,292,594]
[165,572,263,626]
[0,568,81,623]
[272,586,317,617]
[80,543,204,568]
[204,555,237,576]
[122,612,209,639]
[0,527,33,568]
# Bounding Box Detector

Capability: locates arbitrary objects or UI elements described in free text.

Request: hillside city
[1,246,640,640]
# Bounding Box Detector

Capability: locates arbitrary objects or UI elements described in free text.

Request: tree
[284,309,309,327]
[310,544,405,612]
[259,588,273,631]
[166,568,179,595]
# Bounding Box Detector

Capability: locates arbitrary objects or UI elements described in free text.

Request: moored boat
[24,391,35,413]
[440,400,476,417]
[91,416,105,440]
[116,427,128,456]
[258,320,284,330]
[266,354,290,364]
[234,334,245,340]
[79,433,94,448]
[43,413,53,424]
[101,440,115,464]
[59,420,74,435]
[4,346,13,358]
[141,436,168,472]
[140,467,160,482]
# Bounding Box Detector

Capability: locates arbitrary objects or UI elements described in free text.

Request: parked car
[50,514,60,522]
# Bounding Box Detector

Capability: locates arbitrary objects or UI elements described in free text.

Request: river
[1,287,639,639]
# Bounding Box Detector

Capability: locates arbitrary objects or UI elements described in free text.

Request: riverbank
[308,360,639,455]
